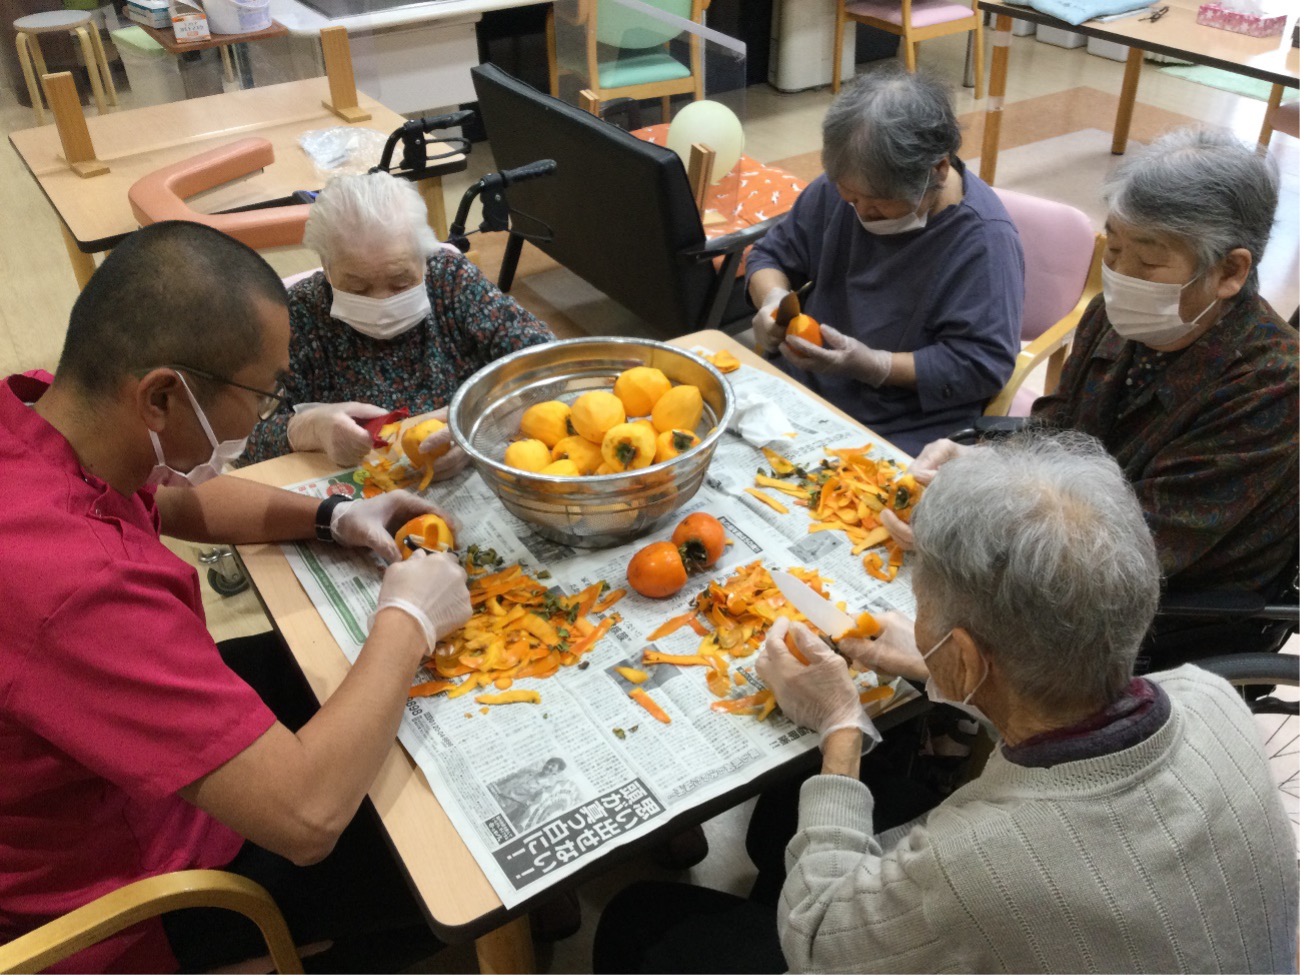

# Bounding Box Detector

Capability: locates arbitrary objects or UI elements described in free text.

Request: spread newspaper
[278,364,920,909]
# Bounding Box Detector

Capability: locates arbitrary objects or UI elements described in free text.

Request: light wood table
[977,0,1300,184]
[230,329,924,974]
[7,75,465,288]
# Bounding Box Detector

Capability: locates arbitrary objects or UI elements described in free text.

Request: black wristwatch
[314,495,353,543]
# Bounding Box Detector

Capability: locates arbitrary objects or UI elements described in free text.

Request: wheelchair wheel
[1195,652,1298,849]
[1194,652,1299,715]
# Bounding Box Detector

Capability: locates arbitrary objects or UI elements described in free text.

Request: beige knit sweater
[781,665,1298,973]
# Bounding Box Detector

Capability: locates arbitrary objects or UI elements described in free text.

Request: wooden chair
[14,9,118,125]
[547,0,709,122]
[0,870,303,974]
[984,188,1105,417]
[832,0,984,97]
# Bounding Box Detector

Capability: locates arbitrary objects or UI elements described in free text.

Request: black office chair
[470,62,780,338]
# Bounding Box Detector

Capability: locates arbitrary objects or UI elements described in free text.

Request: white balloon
[666,100,744,186]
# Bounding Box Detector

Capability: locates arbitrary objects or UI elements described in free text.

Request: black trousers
[592,720,944,973]
[160,632,442,973]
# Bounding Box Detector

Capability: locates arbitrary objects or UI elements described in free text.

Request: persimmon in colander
[601,422,656,472]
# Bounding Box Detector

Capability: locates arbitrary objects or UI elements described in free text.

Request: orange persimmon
[626,541,688,599]
[786,314,823,347]
[671,512,727,572]
[394,513,455,559]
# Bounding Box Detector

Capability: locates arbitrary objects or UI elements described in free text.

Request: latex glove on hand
[288,402,391,468]
[416,407,470,482]
[757,618,881,747]
[881,438,973,551]
[782,324,892,386]
[373,550,471,651]
[839,611,927,682]
[331,490,457,563]
[751,286,790,355]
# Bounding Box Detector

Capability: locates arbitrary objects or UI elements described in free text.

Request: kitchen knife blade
[772,569,858,641]
[774,290,802,329]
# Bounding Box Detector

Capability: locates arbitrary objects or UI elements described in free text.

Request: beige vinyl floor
[0,27,1298,975]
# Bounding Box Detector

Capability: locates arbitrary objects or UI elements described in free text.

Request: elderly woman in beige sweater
[593,432,1297,973]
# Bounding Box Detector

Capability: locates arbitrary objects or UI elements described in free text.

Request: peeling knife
[771,569,858,649]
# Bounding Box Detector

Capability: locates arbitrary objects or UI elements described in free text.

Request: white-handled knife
[771,569,858,643]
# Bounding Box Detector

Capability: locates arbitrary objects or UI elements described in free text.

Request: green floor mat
[1157,62,1276,101]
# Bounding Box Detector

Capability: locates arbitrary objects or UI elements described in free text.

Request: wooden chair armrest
[985,233,1105,417]
[0,870,303,975]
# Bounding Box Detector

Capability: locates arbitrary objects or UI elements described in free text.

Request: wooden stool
[15,9,119,125]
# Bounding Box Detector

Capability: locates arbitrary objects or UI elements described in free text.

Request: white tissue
[728,389,790,447]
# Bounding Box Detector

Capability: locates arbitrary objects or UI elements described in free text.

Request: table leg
[418,177,448,242]
[59,222,96,289]
[978,13,1012,185]
[474,916,535,974]
[1112,46,1143,155]
[1258,82,1284,148]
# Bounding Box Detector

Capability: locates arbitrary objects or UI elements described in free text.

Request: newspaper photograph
[278,365,920,908]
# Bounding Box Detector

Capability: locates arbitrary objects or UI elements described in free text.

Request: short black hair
[57,221,289,397]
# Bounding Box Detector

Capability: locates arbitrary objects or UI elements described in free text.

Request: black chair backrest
[471,63,714,335]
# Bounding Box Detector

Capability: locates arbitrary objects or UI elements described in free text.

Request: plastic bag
[298,127,390,181]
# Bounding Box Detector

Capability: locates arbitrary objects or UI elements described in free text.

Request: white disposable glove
[782,324,892,386]
[373,550,471,651]
[330,490,458,563]
[881,438,974,551]
[757,618,880,747]
[288,402,391,467]
[414,407,470,482]
[839,610,927,681]
[751,286,790,355]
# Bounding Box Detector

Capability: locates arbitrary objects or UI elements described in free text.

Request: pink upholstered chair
[833,0,984,96]
[985,188,1106,417]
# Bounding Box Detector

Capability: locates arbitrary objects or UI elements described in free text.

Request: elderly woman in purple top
[747,67,1023,455]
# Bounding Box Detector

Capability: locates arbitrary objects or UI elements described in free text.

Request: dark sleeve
[432,251,554,367]
[744,178,828,295]
[912,219,1023,411]
[238,278,331,466]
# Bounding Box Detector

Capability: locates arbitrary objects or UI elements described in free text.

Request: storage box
[1035,24,1086,47]
[1011,19,1036,36]
[1195,2,1287,37]
[170,0,210,41]
[1087,35,1131,60]
[125,0,170,29]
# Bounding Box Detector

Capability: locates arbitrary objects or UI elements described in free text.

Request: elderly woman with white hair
[592,433,1298,974]
[746,67,1023,455]
[239,171,554,468]
[886,128,1298,668]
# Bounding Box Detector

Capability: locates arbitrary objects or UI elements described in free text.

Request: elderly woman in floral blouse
[239,172,554,471]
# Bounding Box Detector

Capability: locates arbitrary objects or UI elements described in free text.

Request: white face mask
[921,629,991,726]
[854,192,929,236]
[147,373,248,488]
[1101,264,1219,347]
[330,280,431,340]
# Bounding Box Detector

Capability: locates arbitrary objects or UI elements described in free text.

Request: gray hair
[1102,127,1278,296]
[302,171,439,267]
[821,66,961,201]
[911,431,1160,714]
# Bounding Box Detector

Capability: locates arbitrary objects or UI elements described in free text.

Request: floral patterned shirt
[1032,292,1299,593]
[240,250,554,465]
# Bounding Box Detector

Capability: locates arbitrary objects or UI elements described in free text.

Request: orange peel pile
[753,445,921,582]
[641,560,885,722]
[408,564,626,708]
[360,419,437,497]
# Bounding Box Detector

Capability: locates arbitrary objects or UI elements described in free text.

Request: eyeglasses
[168,365,290,421]
[1141,5,1168,22]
